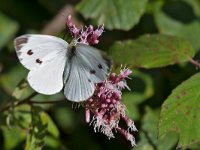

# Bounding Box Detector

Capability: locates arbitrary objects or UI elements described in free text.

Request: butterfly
[14,34,111,102]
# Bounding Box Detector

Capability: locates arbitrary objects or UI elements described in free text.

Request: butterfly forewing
[14,34,68,70]
[28,51,67,94]
[14,34,68,95]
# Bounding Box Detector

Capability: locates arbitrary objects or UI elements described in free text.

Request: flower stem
[189,58,200,68]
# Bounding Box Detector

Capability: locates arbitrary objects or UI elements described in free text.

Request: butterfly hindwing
[64,56,95,102]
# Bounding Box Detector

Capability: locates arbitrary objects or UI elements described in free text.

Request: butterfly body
[67,45,76,61]
[14,34,111,102]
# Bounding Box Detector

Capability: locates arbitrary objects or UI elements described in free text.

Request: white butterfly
[14,34,111,102]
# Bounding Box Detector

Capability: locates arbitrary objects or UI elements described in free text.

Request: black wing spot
[88,79,91,82]
[27,49,33,55]
[98,64,103,69]
[36,59,42,64]
[90,69,96,74]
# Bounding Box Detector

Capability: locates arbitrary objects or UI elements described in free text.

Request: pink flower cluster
[65,15,137,147]
[84,68,137,147]
[66,15,104,45]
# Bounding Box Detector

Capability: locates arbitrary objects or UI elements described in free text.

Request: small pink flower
[66,15,104,45]
[84,68,137,147]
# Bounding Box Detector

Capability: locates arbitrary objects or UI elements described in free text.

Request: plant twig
[41,4,82,35]
[0,92,38,113]
[189,58,200,69]
[30,99,66,104]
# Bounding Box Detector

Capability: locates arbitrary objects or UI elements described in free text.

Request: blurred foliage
[0,0,200,150]
[76,0,148,30]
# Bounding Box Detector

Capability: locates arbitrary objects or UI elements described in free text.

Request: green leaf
[134,107,178,150]
[8,104,32,128]
[109,34,195,68]
[43,112,59,138]
[0,64,33,100]
[122,70,154,120]
[12,80,34,100]
[0,112,6,126]
[2,127,26,150]
[76,0,148,30]
[52,106,74,131]
[43,135,60,149]
[159,73,200,148]
[0,65,26,93]
[153,1,200,51]
[183,0,200,18]
[25,106,48,150]
[0,12,19,50]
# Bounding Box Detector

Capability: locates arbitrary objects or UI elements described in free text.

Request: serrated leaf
[76,0,148,30]
[134,107,178,150]
[0,12,19,50]
[159,73,200,148]
[109,34,195,68]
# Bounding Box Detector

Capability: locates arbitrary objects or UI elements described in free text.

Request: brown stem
[0,92,38,113]
[189,58,200,69]
[41,4,82,35]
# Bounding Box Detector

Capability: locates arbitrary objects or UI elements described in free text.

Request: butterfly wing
[63,56,95,102]
[64,44,111,102]
[76,43,111,83]
[14,34,68,70]
[14,34,68,94]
